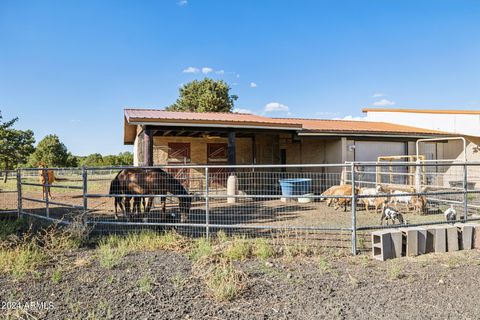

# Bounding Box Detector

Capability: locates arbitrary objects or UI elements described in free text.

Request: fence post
[463,163,468,222]
[205,167,210,239]
[351,162,357,255]
[16,169,22,218]
[82,166,88,226]
[45,168,50,218]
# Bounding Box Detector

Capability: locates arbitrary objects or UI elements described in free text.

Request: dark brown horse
[113,168,192,222]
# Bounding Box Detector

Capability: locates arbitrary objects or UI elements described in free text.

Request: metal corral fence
[0,170,18,216]
[7,162,480,254]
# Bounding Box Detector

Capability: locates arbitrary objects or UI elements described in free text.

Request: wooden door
[167,143,191,187]
[207,143,228,187]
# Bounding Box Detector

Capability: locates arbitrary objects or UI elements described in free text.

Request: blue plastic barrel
[278,178,312,196]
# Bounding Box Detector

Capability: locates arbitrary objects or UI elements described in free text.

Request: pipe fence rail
[2,161,480,254]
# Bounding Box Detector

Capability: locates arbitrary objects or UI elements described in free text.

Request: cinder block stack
[371,223,477,260]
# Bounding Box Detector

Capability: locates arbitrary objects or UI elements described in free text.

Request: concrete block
[474,225,480,249]
[372,230,402,261]
[446,226,459,252]
[390,230,403,258]
[455,223,475,250]
[400,227,427,257]
[425,226,447,253]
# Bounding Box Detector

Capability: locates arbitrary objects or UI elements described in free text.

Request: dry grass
[0,243,47,278]
[204,260,247,301]
[97,230,188,269]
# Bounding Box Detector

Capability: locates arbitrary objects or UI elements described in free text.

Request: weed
[188,238,213,262]
[0,244,46,278]
[124,230,186,252]
[0,218,28,240]
[171,272,188,290]
[348,273,359,288]
[318,257,333,275]
[137,274,153,293]
[97,235,128,269]
[51,268,63,284]
[216,230,228,244]
[388,263,404,280]
[205,262,246,301]
[252,238,274,260]
[105,275,115,284]
[223,236,251,261]
[358,237,366,250]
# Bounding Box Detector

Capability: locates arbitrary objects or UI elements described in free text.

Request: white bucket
[298,193,314,203]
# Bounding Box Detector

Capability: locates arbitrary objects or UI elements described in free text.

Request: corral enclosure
[2,161,480,254]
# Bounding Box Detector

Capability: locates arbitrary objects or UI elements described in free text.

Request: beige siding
[152,136,254,165]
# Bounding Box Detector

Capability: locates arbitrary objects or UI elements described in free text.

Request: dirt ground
[1,245,480,319]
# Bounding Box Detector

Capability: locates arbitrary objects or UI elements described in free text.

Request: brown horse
[38,162,55,200]
[114,168,192,222]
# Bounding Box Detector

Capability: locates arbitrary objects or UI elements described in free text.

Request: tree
[116,152,133,165]
[0,111,35,181]
[79,152,134,167]
[167,78,238,112]
[27,134,72,167]
[81,153,104,167]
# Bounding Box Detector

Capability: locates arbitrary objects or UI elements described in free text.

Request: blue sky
[1,0,479,155]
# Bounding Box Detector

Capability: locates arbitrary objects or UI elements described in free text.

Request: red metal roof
[124,109,301,128]
[124,109,448,144]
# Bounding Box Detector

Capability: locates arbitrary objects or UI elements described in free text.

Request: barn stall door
[354,141,407,184]
[167,143,191,187]
[207,143,228,187]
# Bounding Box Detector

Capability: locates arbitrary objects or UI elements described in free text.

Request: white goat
[359,185,386,213]
[444,205,456,222]
[380,205,405,225]
[389,189,415,211]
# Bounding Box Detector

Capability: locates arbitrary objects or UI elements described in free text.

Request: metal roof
[124,109,449,144]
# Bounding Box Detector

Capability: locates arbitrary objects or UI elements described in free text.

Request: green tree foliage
[77,152,133,167]
[167,78,238,112]
[0,112,35,177]
[81,153,104,167]
[27,134,74,167]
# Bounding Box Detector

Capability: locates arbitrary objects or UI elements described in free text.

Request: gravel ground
[1,246,480,319]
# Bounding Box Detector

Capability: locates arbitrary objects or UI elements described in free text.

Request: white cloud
[215,70,225,75]
[250,82,257,88]
[202,67,213,74]
[183,66,199,73]
[372,93,385,98]
[333,115,367,121]
[372,99,395,107]
[264,102,289,112]
[178,0,188,6]
[233,108,253,114]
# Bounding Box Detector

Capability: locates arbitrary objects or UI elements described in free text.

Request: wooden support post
[228,131,236,166]
[144,126,153,166]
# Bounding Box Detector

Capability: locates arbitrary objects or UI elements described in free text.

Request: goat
[444,204,456,222]
[380,205,405,225]
[331,185,359,212]
[358,185,386,213]
[389,188,416,211]
[320,185,352,207]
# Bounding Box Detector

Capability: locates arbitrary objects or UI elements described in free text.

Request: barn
[364,108,480,162]
[123,109,449,171]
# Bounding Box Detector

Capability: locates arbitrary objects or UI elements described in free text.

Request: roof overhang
[297,132,448,139]
[123,117,302,144]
